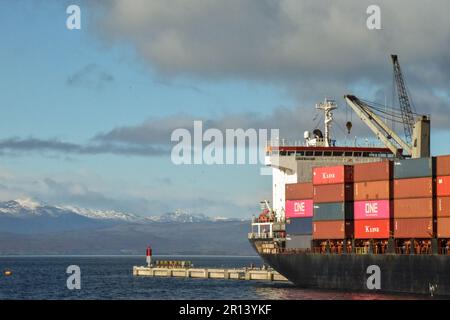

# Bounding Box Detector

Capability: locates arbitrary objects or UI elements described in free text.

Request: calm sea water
[0,256,420,300]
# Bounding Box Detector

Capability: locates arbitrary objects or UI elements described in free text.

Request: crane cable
[360,98,422,117]
[357,98,425,125]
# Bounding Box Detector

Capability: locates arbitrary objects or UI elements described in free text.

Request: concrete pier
[132,266,288,282]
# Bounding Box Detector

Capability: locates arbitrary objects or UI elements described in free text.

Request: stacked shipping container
[353,161,393,239]
[285,182,313,248]
[437,155,450,238]
[312,165,354,240]
[282,157,450,249]
[393,158,435,238]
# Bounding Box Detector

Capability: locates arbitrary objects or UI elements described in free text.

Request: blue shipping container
[286,235,312,249]
[286,217,313,235]
[393,158,435,179]
[313,202,354,221]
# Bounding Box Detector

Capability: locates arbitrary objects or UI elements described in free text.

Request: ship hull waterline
[251,241,450,296]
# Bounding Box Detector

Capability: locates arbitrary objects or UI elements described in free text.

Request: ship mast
[315,99,337,147]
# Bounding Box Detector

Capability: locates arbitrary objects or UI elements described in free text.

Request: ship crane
[344,95,430,159]
[344,55,430,159]
[391,54,415,145]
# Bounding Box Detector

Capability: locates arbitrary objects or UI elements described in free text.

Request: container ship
[248,55,450,296]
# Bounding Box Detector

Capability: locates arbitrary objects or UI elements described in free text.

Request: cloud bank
[0,137,168,156]
[89,0,449,124]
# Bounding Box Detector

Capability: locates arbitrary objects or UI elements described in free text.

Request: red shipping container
[312,220,353,240]
[285,182,313,200]
[393,198,433,219]
[437,196,450,218]
[393,177,433,199]
[354,180,391,201]
[353,161,393,182]
[437,217,450,238]
[354,200,390,220]
[394,218,433,238]
[354,219,391,239]
[437,176,450,197]
[312,165,353,185]
[436,155,450,176]
[285,199,313,218]
[313,183,353,203]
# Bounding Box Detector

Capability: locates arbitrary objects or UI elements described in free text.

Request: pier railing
[133,266,289,282]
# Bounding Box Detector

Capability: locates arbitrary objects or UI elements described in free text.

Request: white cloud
[92,1,449,80]
[89,0,450,125]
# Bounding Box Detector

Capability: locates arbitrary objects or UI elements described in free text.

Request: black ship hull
[257,250,450,296]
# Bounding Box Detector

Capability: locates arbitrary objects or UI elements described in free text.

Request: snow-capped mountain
[12,198,41,210]
[55,205,140,222]
[0,198,152,234]
[0,198,43,216]
[144,209,244,223]
[145,210,211,223]
[0,199,252,254]
[0,199,246,234]
[0,198,139,222]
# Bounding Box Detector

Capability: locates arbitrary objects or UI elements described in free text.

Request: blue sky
[0,1,449,217]
[0,1,281,216]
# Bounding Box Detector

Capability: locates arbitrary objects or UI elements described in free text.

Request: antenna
[315,98,337,147]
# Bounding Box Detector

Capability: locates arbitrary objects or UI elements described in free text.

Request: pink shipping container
[354,200,390,220]
[285,199,313,218]
[312,165,353,185]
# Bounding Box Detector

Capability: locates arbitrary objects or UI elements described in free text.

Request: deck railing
[266,245,439,255]
[248,232,272,239]
[395,246,433,255]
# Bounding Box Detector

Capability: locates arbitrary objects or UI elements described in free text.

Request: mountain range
[0,199,254,255]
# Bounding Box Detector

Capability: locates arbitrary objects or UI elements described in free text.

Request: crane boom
[344,55,430,159]
[344,95,411,158]
[391,54,415,145]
